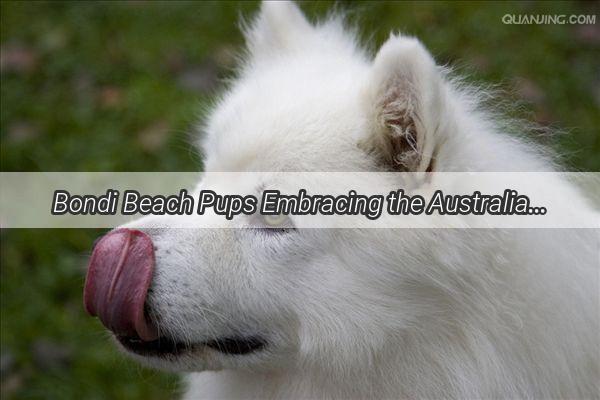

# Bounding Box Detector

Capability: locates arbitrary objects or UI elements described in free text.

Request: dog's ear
[363,35,447,172]
[244,1,312,59]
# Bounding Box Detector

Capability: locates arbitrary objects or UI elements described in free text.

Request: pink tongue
[83,228,158,341]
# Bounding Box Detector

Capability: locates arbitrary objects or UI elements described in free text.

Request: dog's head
[84,1,462,373]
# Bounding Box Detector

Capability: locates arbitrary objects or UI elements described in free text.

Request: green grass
[1,1,598,399]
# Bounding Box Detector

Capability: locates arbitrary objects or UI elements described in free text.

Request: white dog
[83,2,599,398]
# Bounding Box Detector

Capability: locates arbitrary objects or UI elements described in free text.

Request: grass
[1,1,598,399]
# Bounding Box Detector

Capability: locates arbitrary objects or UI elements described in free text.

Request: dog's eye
[257,213,294,234]
[262,213,289,227]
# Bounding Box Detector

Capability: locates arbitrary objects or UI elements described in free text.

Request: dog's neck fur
[183,228,597,399]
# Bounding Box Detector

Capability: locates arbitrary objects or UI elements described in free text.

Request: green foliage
[1,1,598,399]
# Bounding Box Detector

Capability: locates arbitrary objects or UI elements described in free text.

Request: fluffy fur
[119,2,599,398]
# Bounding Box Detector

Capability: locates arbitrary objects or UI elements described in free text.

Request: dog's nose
[83,228,159,341]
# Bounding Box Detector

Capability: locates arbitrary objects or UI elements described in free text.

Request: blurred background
[1,1,598,399]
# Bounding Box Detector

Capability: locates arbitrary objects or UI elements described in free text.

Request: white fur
[121,2,599,398]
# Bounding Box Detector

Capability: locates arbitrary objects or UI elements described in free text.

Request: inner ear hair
[364,36,443,173]
[379,77,423,172]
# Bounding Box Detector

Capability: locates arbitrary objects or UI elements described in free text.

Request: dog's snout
[83,228,159,341]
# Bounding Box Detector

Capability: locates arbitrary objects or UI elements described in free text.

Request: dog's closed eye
[262,213,289,227]
[255,213,295,234]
